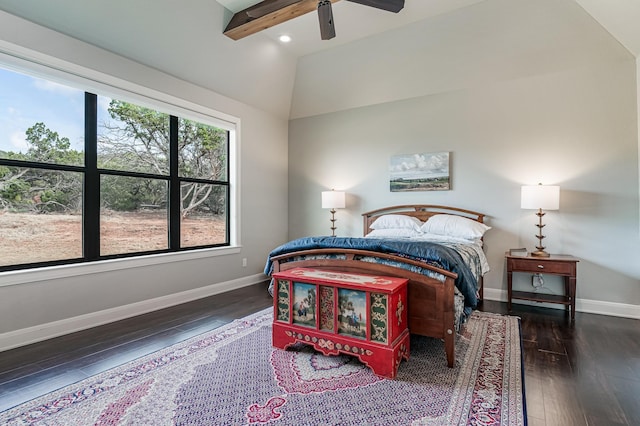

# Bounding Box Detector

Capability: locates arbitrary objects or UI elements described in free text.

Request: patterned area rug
[0,309,526,425]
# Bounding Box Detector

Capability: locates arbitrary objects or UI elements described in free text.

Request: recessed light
[279,35,292,43]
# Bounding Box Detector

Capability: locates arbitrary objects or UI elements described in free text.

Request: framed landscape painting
[389,152,450,192]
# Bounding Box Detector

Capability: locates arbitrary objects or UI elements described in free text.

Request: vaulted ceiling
[2,0,639,59]
[218,0,640,57]
[217,0,489,56]
[0,0,638,120]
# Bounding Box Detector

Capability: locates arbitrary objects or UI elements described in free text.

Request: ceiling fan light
[318,0,336,40]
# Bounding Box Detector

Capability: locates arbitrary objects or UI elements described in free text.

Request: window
[0,65,232,271]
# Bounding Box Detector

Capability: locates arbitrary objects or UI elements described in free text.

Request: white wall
[0,11,290,348]
[288,0,640,316]
[291,0,631,119]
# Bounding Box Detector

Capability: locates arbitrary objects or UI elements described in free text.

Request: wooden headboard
[361,205,486,236]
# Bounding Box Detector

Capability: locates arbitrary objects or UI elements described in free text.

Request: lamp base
[531,208,550,258]
[329,209,337,237]
[530,249,550,257]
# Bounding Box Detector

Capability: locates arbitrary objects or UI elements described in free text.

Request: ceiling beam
[224,0,341,41]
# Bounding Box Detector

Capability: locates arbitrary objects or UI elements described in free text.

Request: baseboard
[4,282,636,353]
[0,273,268,353]
[483,288,640,319]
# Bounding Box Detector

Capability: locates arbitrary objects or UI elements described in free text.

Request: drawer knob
[537,265,544,269]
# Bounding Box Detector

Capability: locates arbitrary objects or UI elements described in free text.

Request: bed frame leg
[445,330,455,368]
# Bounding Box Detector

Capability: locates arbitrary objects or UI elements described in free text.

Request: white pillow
[410,233,483,245]
[366,228,421,238]
[420,214,490,240]
[370,214,423,231]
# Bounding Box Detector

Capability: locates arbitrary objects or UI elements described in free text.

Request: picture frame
[292,282,317,328]
[389,151,450,192]
[337,288,367,339]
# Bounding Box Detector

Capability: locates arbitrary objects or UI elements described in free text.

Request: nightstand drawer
[509,258,574,275]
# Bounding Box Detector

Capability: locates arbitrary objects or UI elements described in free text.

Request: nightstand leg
[507,271,513,311]
[569,276,577,321]
[564,276,570,317]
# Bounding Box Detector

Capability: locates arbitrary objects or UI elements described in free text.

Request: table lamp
[321,190,345,236]
[521,183,560,257]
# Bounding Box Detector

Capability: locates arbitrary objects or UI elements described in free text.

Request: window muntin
[0,65,233,271]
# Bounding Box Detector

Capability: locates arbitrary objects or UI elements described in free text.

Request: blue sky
[0,66,112,154]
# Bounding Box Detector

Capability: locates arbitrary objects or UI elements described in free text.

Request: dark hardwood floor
[478,300,640,426]
[0,282,274,413]
[1,283,638,425]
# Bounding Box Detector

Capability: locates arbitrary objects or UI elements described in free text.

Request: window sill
[0,246,242,288]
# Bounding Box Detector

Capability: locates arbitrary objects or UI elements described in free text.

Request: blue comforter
[264,236,478,312]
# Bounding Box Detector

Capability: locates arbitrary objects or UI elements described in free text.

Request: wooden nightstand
[505,252,579,320]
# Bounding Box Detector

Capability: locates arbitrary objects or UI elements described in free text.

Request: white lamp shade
[521,185,560,210]
[321,190,345,209]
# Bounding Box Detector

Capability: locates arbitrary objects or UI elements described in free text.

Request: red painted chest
[272,267,409,379]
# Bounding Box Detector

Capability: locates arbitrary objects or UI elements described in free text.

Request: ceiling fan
[224,0,405,41]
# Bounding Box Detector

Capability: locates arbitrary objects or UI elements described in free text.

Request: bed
[264,205,490,367]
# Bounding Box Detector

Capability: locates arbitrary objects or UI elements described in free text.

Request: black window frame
[0,86,231,272]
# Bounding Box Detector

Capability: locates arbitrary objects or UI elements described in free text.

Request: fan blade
[345,0,404,13]
[318,0,336,40]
